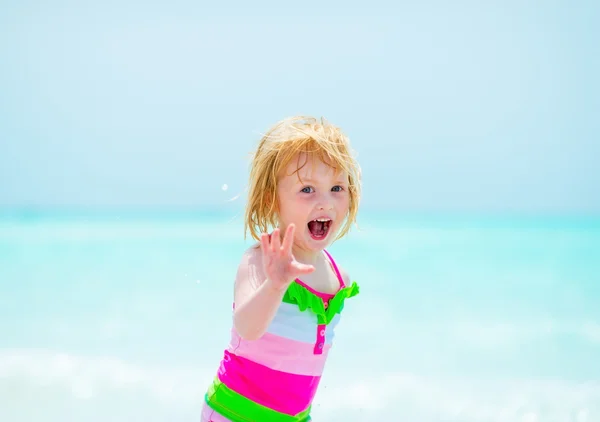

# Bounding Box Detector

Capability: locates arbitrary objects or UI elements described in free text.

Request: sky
[1,0,598,214]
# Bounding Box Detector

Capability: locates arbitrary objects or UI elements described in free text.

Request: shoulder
[234,244,266,302]
[336,263,352,287]
[236,244,264,280]
[325,250,352,287]
[238,243,262,268]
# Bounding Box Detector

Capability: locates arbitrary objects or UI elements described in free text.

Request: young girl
[201,116,362,422]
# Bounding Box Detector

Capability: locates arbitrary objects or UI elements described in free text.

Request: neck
[291,244,323,265]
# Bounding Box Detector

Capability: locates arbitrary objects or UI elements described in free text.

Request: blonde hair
[244,116,361,242]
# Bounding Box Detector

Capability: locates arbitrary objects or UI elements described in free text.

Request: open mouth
[307,218,332,240]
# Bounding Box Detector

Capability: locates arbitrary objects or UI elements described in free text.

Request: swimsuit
[202,249,360,421]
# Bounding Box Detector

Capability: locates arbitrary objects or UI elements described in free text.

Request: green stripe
[205,377,311,422]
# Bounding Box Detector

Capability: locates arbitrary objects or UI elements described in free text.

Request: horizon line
[0,205,598,220]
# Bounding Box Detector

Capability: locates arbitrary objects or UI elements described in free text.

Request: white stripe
[266,302,342,345]
[325,313,341,343]
[266,302,317,343]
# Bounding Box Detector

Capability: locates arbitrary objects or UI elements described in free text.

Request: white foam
[0,349,212,422]
[2,349,599,422]
[311,371,600,421]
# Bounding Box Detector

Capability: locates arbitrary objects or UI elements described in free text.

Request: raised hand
[260,224,315,291]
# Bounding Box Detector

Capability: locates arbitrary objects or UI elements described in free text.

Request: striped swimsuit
[201,250,360,422]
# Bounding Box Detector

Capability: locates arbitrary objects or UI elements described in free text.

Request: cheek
[277,195,307,221]
[335,194,350,210]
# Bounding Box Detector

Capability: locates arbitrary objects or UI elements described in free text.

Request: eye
[301,186,314,193]
[331,185,344,192]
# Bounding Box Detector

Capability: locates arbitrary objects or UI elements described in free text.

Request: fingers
[294,262,315,275]
[262,225,295,257]
[271,228,281,253]
[260,233,270,256]
[281,224,295,254]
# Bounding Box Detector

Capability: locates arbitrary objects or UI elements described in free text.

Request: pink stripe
[218,350,321,416]
[313,324,326,355]
[293,278,335,299]
[228,330,330,376]
[294,250,345,298]
[323,249,345,288]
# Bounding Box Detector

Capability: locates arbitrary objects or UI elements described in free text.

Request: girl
[201,116,362,421]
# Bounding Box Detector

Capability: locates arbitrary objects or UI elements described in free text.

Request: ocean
[1,210,599,422]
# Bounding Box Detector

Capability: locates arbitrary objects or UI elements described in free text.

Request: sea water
[1,210,599,422]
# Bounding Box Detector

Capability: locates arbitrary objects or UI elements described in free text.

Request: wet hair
[244,116,361,242]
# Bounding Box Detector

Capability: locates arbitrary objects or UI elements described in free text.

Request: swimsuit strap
[323,249,345,288]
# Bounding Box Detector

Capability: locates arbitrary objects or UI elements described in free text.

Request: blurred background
[1,1,599,421]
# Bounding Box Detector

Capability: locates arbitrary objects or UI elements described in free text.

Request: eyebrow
[296,177,347,185]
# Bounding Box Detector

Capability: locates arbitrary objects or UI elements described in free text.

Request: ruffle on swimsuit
[282,281,360,325]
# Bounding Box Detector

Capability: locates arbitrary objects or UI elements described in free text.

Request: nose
[317,192,334,210]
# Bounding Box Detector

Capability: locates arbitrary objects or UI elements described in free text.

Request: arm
[232,247,287,341]
[232,225,314,341]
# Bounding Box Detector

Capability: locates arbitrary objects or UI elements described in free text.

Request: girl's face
[276,153,350,254]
